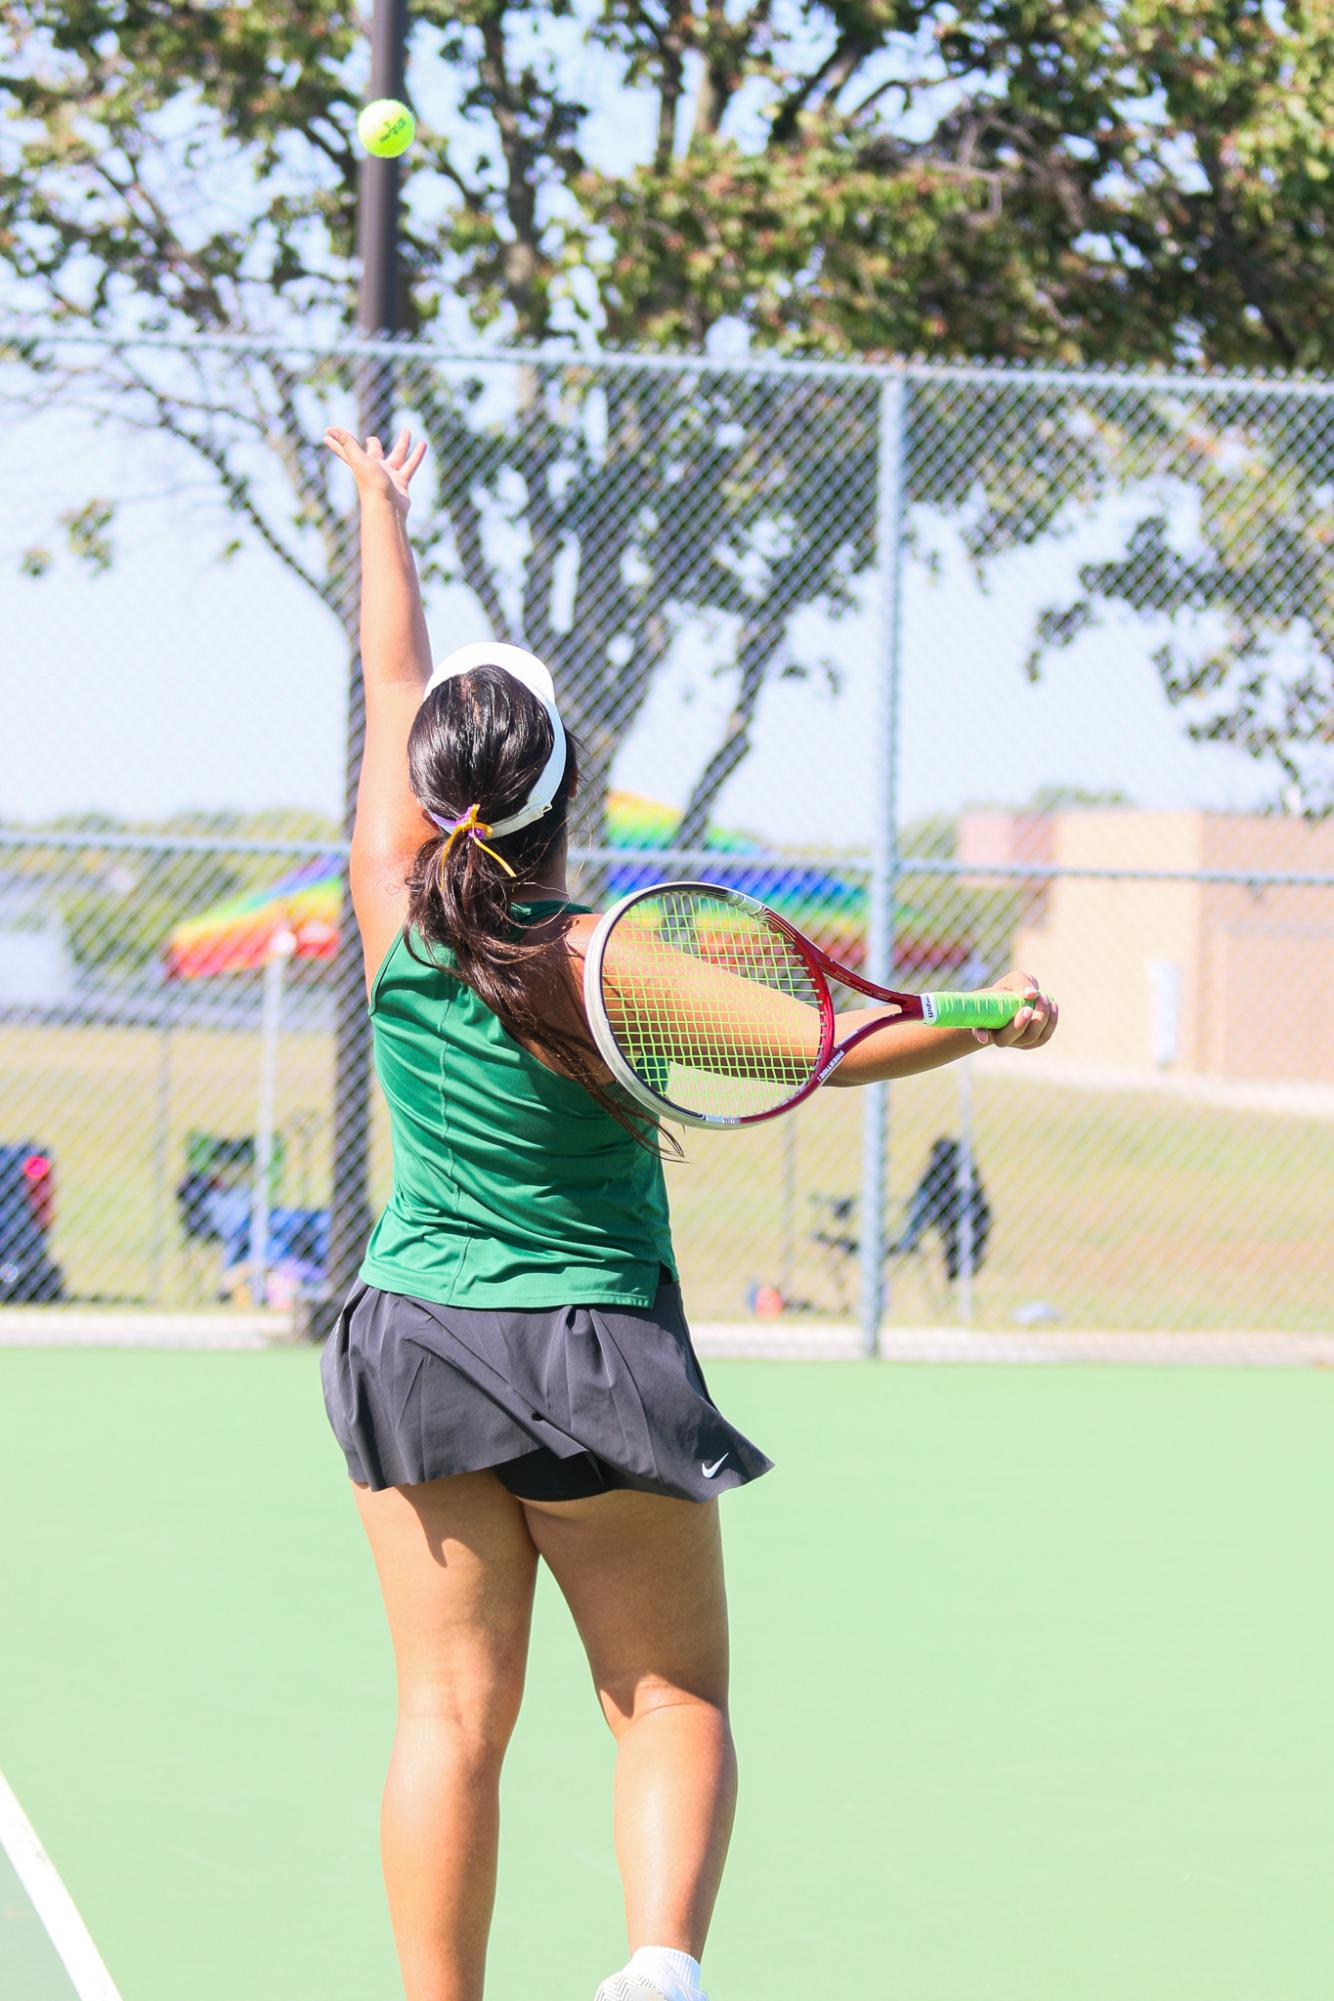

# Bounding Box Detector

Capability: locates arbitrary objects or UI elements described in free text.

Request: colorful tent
[601,793,968,976]
[602,790,757,854]
[163,858,341,981]
[161,857,343,1309]
[160,802,679,975]
[161,796,969,982]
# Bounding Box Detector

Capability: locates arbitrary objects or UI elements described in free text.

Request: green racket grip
[921,989,1030,1030]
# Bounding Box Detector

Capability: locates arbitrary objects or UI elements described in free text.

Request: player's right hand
[323,425,427,517]
[974,970,1058,1050]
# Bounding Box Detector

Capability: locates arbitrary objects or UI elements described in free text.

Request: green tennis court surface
[3,1346,1332,2000]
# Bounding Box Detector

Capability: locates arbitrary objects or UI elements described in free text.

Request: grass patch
[1,1021,1326,1328]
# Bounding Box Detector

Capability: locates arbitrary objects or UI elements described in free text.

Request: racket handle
[921,989,1030,1029]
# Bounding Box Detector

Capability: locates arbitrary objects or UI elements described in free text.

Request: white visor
[421,641,568,838]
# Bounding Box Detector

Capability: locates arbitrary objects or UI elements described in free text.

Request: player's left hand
[975,970,1058,1050]
[323,425,427,516]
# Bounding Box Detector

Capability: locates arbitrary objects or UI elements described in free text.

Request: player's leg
[351,1470,541,2001]
[520,1488,735,1970]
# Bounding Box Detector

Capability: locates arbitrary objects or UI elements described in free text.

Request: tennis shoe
[594,1971,708,2001]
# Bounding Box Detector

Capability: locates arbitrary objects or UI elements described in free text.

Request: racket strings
[602,892,825,1120]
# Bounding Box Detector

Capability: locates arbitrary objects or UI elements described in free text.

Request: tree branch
[769,32,876,146]
[86,152,234,324]
[265,351,355,576]
[845,74,910,127]
[1195,132,1300,366]
[676,611,786,845]
[515,408,564,665]
[691,0,744,144]
[96,345,338,605]
[476,7,545,333]
[413,379,513,640]
[654,0,692,169]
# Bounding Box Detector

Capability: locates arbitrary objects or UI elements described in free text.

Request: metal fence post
[858,373,908,1358]
[324,0,410,1325]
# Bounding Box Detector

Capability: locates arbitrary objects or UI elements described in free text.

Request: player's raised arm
[322,425,433,864]
[322,424,438,988]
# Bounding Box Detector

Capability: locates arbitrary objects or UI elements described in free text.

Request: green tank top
[358,899,677,1308]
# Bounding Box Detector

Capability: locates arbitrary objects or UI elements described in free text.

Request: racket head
[583,881,836,1129]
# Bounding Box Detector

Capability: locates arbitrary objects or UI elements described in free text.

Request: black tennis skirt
[319,1269,773,1503]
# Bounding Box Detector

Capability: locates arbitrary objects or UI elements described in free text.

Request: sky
[1,385,1276,850]
[0,12,1285,848]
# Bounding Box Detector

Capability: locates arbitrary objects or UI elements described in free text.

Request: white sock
[629,1945,705,2000]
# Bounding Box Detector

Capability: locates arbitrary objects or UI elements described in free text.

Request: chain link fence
[3,326,1332,1351]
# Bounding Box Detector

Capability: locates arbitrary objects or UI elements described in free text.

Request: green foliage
[578,0,1334,370]
[1025,784,1131,812]
[900,813,957,861]
[895,813,1025,978]
[4,808,345,975]
[903,370,1334,807]
[3,0,1334,810]
[58,854,242,974]
[61,498,115,572]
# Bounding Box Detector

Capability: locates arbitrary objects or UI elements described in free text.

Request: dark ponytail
[401,664,660,1147]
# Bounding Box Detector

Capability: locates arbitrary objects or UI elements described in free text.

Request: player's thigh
[352,1470,541,1732]
[520,1490,729,1726]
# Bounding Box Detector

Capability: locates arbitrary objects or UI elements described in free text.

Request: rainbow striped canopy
[602,790,756,854]
[601,793,968,977]
[161,795,968,981]
[163,858,342,980]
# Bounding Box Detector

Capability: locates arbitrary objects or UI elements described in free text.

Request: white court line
[0,1769,124,2001]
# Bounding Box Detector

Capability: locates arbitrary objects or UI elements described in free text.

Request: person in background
[894,1136,993,1281]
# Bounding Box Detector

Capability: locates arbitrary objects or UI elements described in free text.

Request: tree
[7,0,1330,1316]
[20,807,343,976]
[3,0,1333,824]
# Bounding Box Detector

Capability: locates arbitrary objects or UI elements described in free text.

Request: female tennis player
[318,423,1058,2001]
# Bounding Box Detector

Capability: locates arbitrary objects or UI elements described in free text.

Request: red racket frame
[586,881,975,1131]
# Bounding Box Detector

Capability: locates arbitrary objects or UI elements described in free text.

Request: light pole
[325,0,410,1324]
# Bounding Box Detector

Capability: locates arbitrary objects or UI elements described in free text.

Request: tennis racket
[583,880,1035,1131]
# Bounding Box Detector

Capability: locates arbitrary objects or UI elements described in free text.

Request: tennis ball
[357,99,415,159]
